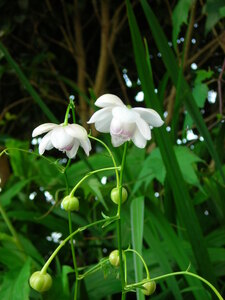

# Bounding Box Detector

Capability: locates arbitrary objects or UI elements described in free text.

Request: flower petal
[111,135,126,147]
[66,141,79,159]
[94,115,112,133]
[112,106,138,123]
[39,132,53,155]
[95,94,125,108]
[135,117,151,140]
[32,123,58,137]
[132,128,149,149]
[132,108,164,127]
[65,124,88,140]
[80,138,92,156]
[87,107,112,124]
[51,127,74,150]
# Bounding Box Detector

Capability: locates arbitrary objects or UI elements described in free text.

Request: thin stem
[0,203,25,257]
[40,217,117,274]
[124,249,150,279]
[88,135,120,186]
[64,103,71,125]
[78,258,109,279]
[117,142,128,299]
[125,271,223,300]
[70,166,120,196]
[68,212,79,300]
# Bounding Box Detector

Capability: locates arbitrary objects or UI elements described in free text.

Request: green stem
[0,203,25,258]
[125,271,223,300]
[64,104,71,125]
[117,142,128,299]
[68,212,79,300]
[41,217,117,274]
[88,135,120,186]
[78,258,109,280]
[69,166,121,196]
[124,249,150,279]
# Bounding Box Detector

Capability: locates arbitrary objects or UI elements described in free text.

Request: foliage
[0,1,225,299]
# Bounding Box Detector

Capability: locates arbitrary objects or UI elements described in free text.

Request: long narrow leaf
[126,0,216,286]
[0,42,58,123]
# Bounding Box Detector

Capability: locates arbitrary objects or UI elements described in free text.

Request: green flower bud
[110,187,128,205]
[29,271,52,293]
[109,250,120,267]
[142,281,156,296]
[62,195,79,211]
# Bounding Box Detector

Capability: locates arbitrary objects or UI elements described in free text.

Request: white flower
[32,123,91,158]
[88,94,164,148]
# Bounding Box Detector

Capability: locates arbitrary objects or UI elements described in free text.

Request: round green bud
[29,271,52,293]
[109,250,120,267]
[142,281,156,296]
[110,187,128,205]
[62,195,79,211]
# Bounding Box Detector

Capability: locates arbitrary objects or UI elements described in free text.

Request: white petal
[32,123,58,137]
[94,116,112,133]
[112,106,138,123]
[51,127,74,150]
[95,94,125,108]
[135,117,151,140]
[80,138,92,156]
[111,135,127,147]
[39,132,53,155]
[87,107,112,124]
[65,124,88,140]
[132,128,148,149]
[66,141,79,159]
[132,108,164,127]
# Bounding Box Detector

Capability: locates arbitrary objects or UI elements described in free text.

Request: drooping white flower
[87,94,164,148]
[32,123,91,158]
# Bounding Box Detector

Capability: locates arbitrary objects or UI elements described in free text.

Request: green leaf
[1,178,31,207]
[0,258,31,300]
[126,0,217,285]
[172,0,193,48]
[192,83,208,108]
[0,42,58,123]
[194,70,214,84]
[204,0,225,34]
[130,197,145,300]
[86,178,108,211]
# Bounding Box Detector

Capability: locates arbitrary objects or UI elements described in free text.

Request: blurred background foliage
[0,0,225,299]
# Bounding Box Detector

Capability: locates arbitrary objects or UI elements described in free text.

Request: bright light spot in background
[180,37,184,42]
[163,111,168,118]
[137,78,141,85]
[46,232,62,243]
[154,89,158,94]
[135,91,144,102]
[204,210,209,216]
[29,191,37,200]
[191,38,196,44]
[191,63,198,70]
[157,52,162,58]
[194,23,198,28]
[168,41,172,47]
[186,129,198,141]
[182,138,187,143]
[154,192,159,198]
[199,136,204,142]
[177,139,182,145]
[166,126,171,132]
[123,69,132,87]
[208,90,217,103]
[44,191,55,205]
[59,158,68,165]
[190,145,195,150]
[103,248,107,253]
[101,176,107,185]
[177,39,181,44]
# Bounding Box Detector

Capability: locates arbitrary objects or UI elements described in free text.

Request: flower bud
[29,271,52,293]
[110,187,128,205]
[141,281,156,296]
[62,195,79,211]
[109,250,120,267]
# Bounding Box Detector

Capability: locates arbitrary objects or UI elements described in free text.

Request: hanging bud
[110,187,128,205]
[109,250,120,267]
[29,271,52,293]
[141,281,156,296]
[62,195,79,211]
